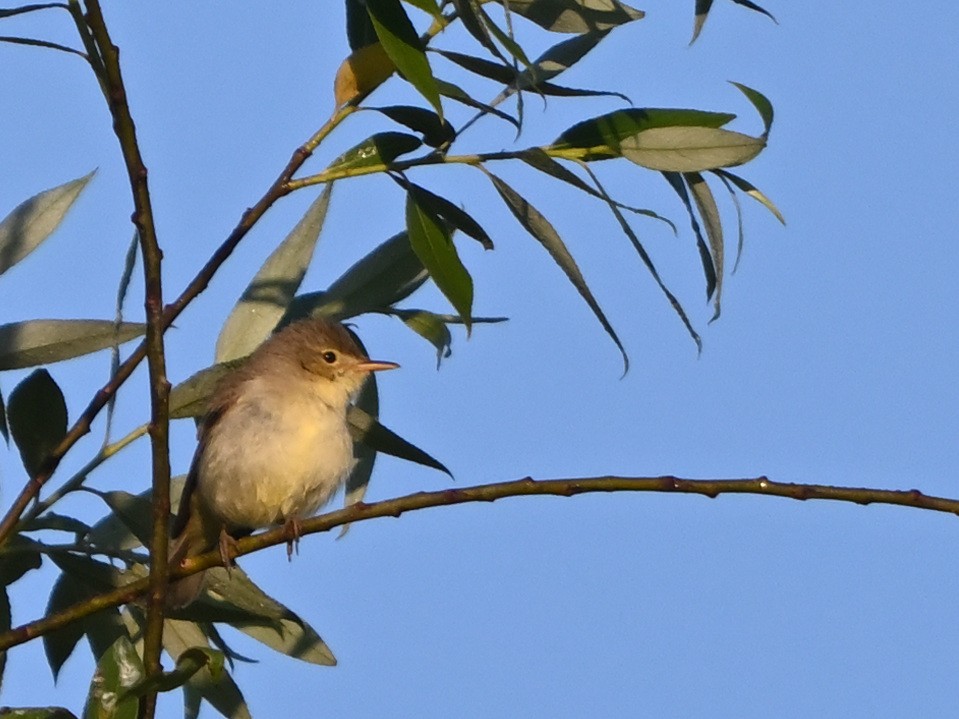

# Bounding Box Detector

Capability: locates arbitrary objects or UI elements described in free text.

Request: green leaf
[405,192,474,330]
[0,708,78,719]
[521,29,611,85]
[285,230,428,322]
[684,172,724,320]
[662,171,716,306]
[119,647,223,700]
[82,636,143,719]
[105,233,139,444]
[620,125,765,172]
[21,512,91,536]
[0,171,95,277]
[712,169,785,224]
[325,131,423,174]
[170,360,243,420]
[366,0,443,118]
[162,618,252,719]
[576,163,702,350]
[518,149,676,231]
[371,105,455,147]
[713,171,747,274]
[86,477,186,551]
[0,383,8,444]
[691,0,777,44]
[730,81,773,136]
[435,77,521,132]
[216,185,333,363]
[202,568,337,666]
[0,534,43,586]
[0,585,7,690]
[507,0,644,33]
[392,309,452,367]
[434,49,518,86]
[44,555,128,681]
[550,108,736,160]
[339,371,380,537]
[346,0,379,49]
[452,0,508,63]
[347,404,451,475]
[401,181,494,249]
[484,171,628,371]
[0,319,147,371]
[8,369,67,476]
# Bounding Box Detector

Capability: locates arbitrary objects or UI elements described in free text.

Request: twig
[2,474,957,652]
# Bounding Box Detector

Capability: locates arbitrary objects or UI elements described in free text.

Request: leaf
[285,230,428,322]
[619,125,765,172]
[202,569,337,666]
[325,131,423,174]
[120,647,223,700]
[526,29,610,83]
[21,512,91,536]
[507,0,644,33]
[684,171,725,320]
[452,0,508,62]
[0,534,43,586]
[550,108,735,160]
[162,618,252,719]
[339,372,380,537]
[691,0,777,44]
[392,309,452,367]
[0,171,95,277]
[371,105,455,147]
[0,383,7,445]
[484,171,628,372]
[0,319,147,371]
[712,169,785,224]
[434,49,518,86]
[435,77,521,132]
[169,360,243,420]
[399,180,493,249]
[730,81,774,136]
[405,191,474,330]
[82,636,143,719]
[44,555,127,681]
[105,233,139,444]
[347,404,451,475]
[8,369,67,476]
[662,171,716,305]
[577,163,703,349]
[366,0,443,118]
[518,149,676,230]
[215,185,333,363]
[0,585,7,690]
[334,42,396,105]
[346,0,379,50]
[86,477,186,551]
[713,171,747,274]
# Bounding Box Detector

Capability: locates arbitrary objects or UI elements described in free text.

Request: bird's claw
[218,528,239,576]
[284,518,302,561]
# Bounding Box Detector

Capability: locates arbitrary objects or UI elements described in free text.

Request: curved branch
[2,474,956,653]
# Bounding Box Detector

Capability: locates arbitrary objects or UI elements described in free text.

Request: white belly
[196,377,356,530]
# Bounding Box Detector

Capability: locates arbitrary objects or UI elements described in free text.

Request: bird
[168,317,399,607]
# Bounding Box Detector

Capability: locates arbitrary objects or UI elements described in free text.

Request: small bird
[168,317,399,607]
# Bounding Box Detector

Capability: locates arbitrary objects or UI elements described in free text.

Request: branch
[81,2,170,709]
[2,474,957,653]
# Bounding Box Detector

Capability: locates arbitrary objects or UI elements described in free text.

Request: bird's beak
[355,359,400,372]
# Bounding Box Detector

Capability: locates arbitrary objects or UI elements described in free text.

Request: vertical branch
[81,2,170,716]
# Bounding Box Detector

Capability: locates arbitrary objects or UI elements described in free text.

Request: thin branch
[2,474,957,653]
[0,2,68,17]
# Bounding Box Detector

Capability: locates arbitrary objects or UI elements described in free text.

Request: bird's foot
[284,518,302,561]
[218,528,240,576]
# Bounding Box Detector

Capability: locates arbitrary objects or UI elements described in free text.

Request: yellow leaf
[334,43,395,105]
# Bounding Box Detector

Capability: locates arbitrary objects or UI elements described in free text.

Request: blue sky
[2,2,958,717]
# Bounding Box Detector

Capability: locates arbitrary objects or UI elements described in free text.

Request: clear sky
[2,2,958,717]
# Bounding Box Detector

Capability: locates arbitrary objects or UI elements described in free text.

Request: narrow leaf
[162,619,252,719]
[0,384,7,444]
[619,126,765,172]
[216,185,333,362]
[712,169,785,224]
[120,647,223,699]
[405,192,474,330]
[395,309,453,367]
[82,636,143,719]
[684,172,725,320]
[435,77,521,132]
[578,164,702,351]
[691,0,713,44]
[730,81,774,136]
[340,372,380,537]
[8,369,67,476]
[713,171,747,273]
[663,171,716,303]
[0,319,146,370]
[202,569,337,666]
[366,0,443,118]
[346,0,379,50]
[401,181,493,249]
[170,360,242,420]
[326,131,422,174]
[551,108,736,160]
[372,105,455,147]
[347,405,451,475]
[507,0,644,33]
[104,233,139,445]
[484,171,628,371]
[0,534,43,587]
[0,171,95,276]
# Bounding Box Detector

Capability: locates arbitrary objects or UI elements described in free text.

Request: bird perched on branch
[169,317,398,607]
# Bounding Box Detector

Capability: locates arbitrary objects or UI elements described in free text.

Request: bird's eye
[321,351,338,364]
